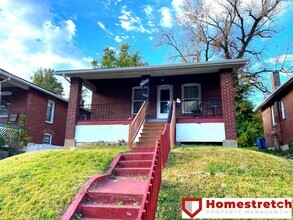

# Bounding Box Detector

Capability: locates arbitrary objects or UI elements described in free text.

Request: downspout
[0,78,11,108]
[63,74,71,83]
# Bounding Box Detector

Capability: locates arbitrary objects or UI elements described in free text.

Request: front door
[157,85,173,118]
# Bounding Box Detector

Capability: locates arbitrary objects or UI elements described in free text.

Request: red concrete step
[142,128,164,133]
[140,132,161,137]
[80,218,125,220]
[79,204,140,219]
[118,160,152,168]
[89,178,147,195]
[143,122,165,128]
[136,141,156,147]
[131,147,155,152]
[84,192,142,206]
[81,218,127,220]
[138,137,157,142]
[121,153,154,160]
[115,167,150,176]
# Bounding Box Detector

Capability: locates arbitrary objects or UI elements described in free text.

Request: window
[132,86,148,114]
[0,91,12,118]
[43,133,52,145]
[280,100,286,120]
[45,100,55,123]
[181,83,201,113]
[271,105,277,126]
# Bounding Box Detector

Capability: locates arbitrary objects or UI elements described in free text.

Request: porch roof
[55,58,249,80]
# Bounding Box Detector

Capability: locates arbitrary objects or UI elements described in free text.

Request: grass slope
[156,146,293,220]
[0,146,127,220]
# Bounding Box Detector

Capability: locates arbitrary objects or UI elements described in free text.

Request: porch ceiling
[55,58,249,80]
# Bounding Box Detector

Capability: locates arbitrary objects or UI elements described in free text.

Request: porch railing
[137,124,172,220]
[176,99,222,118]
[128,101,146,149]
[79,103,131,121]
[137,141,162,220]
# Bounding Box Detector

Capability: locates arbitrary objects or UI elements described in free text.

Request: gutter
[0,77,11,92]
[0,77,11,85]
[55,58,250,77]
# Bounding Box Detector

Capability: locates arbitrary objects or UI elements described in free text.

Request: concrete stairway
[75,147,155,220]
[137,122,165,147]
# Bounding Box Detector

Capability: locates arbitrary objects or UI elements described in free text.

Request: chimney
[271,71,280,91]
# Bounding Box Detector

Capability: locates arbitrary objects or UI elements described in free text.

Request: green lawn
[156,146,293,220]
[0,146,127,220]
[247,143,293,160]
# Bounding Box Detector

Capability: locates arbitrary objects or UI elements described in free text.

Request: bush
[4,114,31,155]
[0,136,5,147]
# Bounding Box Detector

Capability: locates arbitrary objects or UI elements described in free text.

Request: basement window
[43,133,52,145]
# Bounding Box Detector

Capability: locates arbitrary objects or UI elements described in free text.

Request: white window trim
[271,105,277,126]
[280,100,286,120]
[45,100,55,123]
[156,85,173,118]
[131,86,147,115]
[43,133,52,145]
[181,83,201,113]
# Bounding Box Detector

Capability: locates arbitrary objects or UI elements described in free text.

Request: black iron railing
[176,99,222,118]
[79,99,222,121]
[79,103,132,121]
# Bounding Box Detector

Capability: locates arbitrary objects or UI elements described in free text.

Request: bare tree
[157,0,292,92]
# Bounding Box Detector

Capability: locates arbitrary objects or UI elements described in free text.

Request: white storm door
[157,85,173,118]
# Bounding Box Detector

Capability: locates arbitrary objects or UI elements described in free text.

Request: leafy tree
[235,85,263,147]
[158,0,292,147]
[158,0,292,91]
[31,68,64,96]
[91,43,148,68]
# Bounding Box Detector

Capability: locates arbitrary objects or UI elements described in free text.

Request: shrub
[4,114,31,155]
[0,136,5,147]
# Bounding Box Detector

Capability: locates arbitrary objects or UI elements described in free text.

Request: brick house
[55,59,248,148]
[0,69,68,146]
[254,72,293,147]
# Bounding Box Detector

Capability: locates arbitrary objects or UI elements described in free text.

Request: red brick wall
[65,77,82,140]
[5,87,28,114]
[91,73,222,119]
[262,90,293,146]
[25,88,68,145]
[262,108,273,147]
[280,90,293,144]
[220,71,237,140]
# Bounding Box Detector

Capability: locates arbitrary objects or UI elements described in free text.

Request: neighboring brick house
[0,69,68,146]
[254,72,293,147]
[55,59,248,148]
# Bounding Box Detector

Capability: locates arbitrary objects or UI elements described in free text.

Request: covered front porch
[56,59,248,147]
